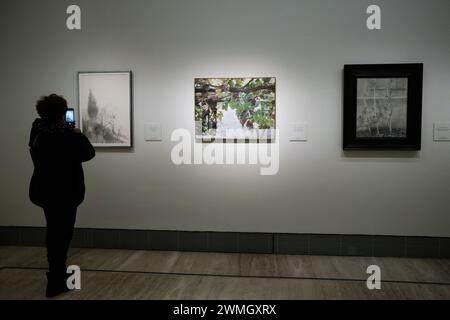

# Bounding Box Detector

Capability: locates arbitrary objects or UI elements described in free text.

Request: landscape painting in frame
[343,64,423,150]
[195,77,276,141]
[357,78,408,138]
[78,72,132,147]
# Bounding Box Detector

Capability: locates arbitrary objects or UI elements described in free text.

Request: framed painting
[195,77,276,142]
[343,64,423,150]
[78,71,133,148]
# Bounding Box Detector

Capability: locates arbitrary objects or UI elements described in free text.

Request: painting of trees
[195,78,276,139]
[78,72,132,147]
[356,78,408,138]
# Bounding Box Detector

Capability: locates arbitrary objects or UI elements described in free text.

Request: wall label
[144,123,162,141]
[289,123,308,142]
[434,123,450,141]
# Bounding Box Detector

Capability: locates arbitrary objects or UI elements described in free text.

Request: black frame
[77,71,133,148]
[343,64,423,150]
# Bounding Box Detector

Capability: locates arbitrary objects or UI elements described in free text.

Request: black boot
[46,272,70,298]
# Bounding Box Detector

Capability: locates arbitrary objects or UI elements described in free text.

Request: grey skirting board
[0,226,449,258]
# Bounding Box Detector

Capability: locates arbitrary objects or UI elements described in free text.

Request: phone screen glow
[66,110,74,123]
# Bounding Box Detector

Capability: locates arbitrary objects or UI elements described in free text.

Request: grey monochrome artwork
[78,72,132,147]
[356,78,408,139]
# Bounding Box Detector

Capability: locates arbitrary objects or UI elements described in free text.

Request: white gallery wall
[0,0,449,236]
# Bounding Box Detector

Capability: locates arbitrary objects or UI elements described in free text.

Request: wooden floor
[0,246,449,300]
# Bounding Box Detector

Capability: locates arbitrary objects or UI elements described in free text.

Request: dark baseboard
[0,226,449,258]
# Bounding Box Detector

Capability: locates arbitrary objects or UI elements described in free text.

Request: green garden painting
[195,77,276,140]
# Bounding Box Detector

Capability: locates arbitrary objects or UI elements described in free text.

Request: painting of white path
[195,77,276,141]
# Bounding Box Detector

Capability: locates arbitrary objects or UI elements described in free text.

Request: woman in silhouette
[29,94,95,298]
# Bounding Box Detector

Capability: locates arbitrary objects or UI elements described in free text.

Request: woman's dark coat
[29,119,96,208]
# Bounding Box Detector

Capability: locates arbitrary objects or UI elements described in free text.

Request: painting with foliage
[195,77,276,140]
[343,64,423,150]
[357,78,408,138]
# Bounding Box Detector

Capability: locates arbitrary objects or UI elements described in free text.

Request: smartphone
[66,108,75,126]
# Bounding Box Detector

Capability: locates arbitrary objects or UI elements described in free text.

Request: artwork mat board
[78,71,133,148]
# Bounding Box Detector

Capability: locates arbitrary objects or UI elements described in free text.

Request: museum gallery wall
[1,0,450,237]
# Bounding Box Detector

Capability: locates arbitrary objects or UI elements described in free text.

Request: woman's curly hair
[36,94,68,122]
